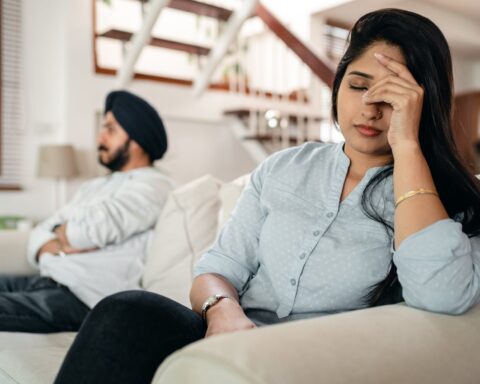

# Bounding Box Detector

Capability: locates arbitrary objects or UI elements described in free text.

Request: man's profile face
[97,111,131,171]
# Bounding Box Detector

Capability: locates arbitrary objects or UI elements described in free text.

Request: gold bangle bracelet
[395,188,438,208]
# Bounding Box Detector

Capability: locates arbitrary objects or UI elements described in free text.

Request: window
[0,0,24,189]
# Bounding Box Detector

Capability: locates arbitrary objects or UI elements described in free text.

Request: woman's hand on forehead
[362,52,424,150]
[373,52,417,84]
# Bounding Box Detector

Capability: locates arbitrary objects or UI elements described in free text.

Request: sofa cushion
[142,175,222,307]
[0,230,36,275]
[0,332,75,384]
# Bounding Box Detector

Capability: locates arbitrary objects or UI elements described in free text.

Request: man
[0,90,173,333]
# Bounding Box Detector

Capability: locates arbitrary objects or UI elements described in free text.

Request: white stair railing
[219,25,342,153]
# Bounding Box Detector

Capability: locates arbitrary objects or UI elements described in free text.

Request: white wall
[453,57,479,94]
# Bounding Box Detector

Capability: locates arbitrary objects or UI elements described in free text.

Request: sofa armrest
[0,230,36,275]
[153,303,480,384]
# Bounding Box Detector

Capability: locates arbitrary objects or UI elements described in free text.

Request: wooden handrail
[255,3,335,89]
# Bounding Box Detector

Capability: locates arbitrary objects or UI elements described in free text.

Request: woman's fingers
[364,82,422,108]
[367,74,419,96]
[374,52,417,84]
[364,69,424,112]
[363,89,407,111]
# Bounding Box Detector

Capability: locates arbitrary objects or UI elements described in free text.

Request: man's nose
[97,131,107,145]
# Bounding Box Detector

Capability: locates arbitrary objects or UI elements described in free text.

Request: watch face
[202,296,217,312]
[207,297,217,306]
[202,295,229,318]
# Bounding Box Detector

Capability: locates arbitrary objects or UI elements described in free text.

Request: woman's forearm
[190,273,240,315]
[392,142,449,247]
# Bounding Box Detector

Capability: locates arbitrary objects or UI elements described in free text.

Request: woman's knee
[90,290,192,325]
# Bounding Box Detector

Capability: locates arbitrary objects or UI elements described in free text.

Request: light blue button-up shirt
[194,142,480,325]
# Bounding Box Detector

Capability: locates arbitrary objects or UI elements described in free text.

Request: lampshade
[37,144,79,179]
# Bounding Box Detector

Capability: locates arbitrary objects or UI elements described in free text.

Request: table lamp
[37,144,79,210]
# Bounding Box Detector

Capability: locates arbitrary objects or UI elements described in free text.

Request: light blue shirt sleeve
[193,162,268,292]
[393,218,480,315]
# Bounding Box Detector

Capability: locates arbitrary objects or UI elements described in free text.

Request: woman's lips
[355,125,382,137]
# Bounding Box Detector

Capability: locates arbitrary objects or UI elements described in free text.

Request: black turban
[104,90,168,161]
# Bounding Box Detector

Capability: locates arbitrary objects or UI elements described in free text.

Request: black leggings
[54,291,206,384]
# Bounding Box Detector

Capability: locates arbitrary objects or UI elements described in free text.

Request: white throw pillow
[142,175,222,307]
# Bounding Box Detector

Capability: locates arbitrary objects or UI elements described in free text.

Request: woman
[55,8,480,383]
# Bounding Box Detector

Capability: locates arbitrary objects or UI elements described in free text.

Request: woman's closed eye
[349,84,368,91]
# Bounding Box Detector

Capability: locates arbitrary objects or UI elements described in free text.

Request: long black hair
[331,8,480,306]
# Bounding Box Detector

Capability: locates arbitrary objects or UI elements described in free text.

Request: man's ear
[129,140,150,161]
[129,140,143,154]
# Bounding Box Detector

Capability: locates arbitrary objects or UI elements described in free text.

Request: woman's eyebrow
[347,71,374,79]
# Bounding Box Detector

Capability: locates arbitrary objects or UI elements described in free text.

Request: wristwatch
[201,294,230,320]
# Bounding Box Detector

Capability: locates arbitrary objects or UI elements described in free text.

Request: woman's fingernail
[374,52,385,60]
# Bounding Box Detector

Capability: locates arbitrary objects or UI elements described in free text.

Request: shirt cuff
[27,229,58,268]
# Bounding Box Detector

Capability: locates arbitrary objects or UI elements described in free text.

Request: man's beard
[98,140,130,172]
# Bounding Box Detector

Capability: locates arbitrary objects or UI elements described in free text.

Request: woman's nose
[361,104,382,120]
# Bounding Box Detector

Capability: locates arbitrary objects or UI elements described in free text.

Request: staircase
[94,0,343,155]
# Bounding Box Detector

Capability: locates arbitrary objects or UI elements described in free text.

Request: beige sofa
[1,174,479,384]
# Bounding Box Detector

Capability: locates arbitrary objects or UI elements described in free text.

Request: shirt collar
[336,141,392,179]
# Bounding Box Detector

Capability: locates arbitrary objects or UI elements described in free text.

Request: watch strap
[201,294,230,320]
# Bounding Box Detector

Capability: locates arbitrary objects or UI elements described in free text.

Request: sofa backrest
[142,174,249,307]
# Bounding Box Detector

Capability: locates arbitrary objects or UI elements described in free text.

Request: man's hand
[36,239,62,262]
[36,223,99,262]
[54,224,70,249]
[205,298,256,338]
[53,224,99,254]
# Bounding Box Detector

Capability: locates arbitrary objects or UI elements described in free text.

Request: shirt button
[313,230,320,236]
[299,252,306,260]
[326,212,334,218]
[290,278,297,286]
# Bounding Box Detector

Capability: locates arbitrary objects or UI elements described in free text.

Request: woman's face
[337,41,406,161]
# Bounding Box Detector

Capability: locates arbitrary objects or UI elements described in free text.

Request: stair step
[98,28,211,55]
[133,0,233,21]
[168,0,232,21]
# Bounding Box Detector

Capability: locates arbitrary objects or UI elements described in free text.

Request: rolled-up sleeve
[66,176,171,249]
[193,165,268,292]
[393,218,480,314]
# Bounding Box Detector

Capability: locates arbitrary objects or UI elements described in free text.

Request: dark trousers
[54,291,207,384]
[0,275,90,333]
